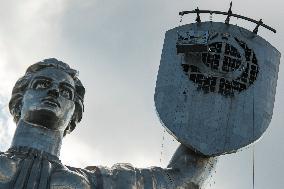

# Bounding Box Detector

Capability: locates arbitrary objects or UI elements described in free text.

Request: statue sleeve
[83,163,176,189]
[82,145,216,189]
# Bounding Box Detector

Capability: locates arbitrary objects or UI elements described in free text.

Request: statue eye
[60,88,73,100]
[33,80,50,89]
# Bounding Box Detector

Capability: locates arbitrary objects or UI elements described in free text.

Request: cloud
[0,94,15,151]
[0,0,283,188]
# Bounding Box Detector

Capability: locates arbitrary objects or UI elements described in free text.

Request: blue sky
[0,0,283,188]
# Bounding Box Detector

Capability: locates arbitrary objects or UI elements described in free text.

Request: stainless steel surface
[155,22,281,156]
[0,58,216,188]
[0,145,216,189]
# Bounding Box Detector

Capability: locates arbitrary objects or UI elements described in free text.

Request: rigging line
[160,128,166,165]
[252,84,255,189]
[253,146,255,189]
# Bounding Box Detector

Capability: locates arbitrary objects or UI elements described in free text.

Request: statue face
[20,68,75,132]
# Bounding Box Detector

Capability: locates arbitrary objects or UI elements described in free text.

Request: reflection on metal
[0,146,91,189]
[0,145,216,189]
[0,4,280,189]
[0,58,217,189]
[155,22,281,156]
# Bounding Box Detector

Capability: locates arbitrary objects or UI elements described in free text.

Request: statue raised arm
[0,59,216,189]
[83,144,216,189]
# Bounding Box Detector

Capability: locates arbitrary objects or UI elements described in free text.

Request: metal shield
[154,22,281,156]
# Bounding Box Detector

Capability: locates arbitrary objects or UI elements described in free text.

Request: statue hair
[9,58,85,136]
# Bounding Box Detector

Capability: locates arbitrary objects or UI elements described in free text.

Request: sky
[0,0,283,188]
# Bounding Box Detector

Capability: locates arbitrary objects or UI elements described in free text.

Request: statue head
[9,58,85,136]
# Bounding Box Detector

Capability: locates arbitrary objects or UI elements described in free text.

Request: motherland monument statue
[0,58,216,189]
[0,3,281,189]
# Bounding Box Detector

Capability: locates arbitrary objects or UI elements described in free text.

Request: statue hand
[166,143,217,188]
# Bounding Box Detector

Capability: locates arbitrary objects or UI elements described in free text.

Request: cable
[252,84,255,189]
[160,129,166,165]
[253,146,255,189]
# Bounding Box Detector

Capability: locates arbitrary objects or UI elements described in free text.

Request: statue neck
[11,120,63,157]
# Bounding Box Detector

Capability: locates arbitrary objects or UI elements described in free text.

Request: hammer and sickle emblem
[180,33,259,97]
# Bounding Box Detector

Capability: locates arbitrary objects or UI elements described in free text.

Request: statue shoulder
[50,165,91,189]
[0,151,19,185]
[0,151,7,158]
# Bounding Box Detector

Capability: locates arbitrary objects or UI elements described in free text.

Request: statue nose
[47,87,60,98]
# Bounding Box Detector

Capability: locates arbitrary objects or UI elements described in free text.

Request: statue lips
[41,97,61,108]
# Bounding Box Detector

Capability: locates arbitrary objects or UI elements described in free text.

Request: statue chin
[23,108,61,131]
